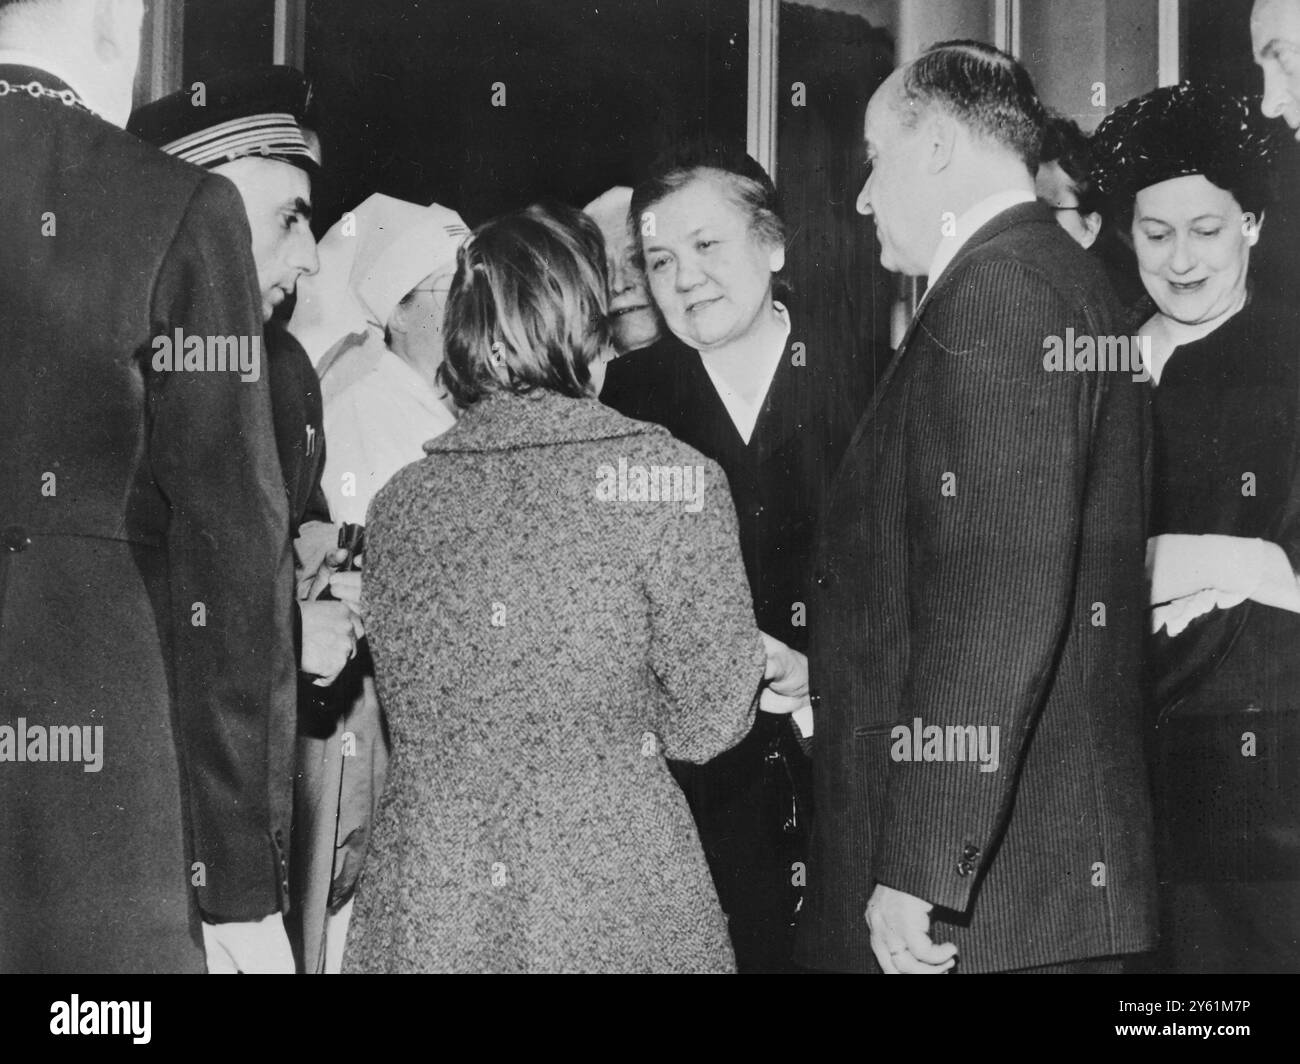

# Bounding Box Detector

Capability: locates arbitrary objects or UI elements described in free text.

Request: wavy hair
[440,202,614,407]
[893,39,1047,171]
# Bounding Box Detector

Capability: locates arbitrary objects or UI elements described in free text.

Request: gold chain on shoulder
[0,78,91,113]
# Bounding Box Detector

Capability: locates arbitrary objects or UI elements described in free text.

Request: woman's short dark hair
[629,140,787,296]
[893,39,1047,171]
[1091,81,1280,228]
[439,202,613,407]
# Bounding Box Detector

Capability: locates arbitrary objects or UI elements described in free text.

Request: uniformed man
[130,68,367,973]
[1,0,299,973]
[129,66,361,700]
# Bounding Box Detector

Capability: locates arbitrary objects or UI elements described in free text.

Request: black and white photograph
[0,0,1296,1038]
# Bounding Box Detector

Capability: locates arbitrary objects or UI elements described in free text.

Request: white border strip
[149,1,183,100]
[1157,0,1180,87]
[273,0,308,70]
[747,0,780,182]
[993,0,1022,57]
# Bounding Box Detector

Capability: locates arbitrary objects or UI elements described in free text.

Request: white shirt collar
[0,49,107,122]
[699,301,791,445]
[374,346,452,413]
[926,188,1037,287]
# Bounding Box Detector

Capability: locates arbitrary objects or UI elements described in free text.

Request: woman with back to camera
[287,195,470,974]
[1093,82,1300,973]
[343,202,808,973]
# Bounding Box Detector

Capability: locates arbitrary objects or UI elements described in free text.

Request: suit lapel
[848,201,1053,442]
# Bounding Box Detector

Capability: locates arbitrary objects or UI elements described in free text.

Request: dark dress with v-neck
[601,321,867,971]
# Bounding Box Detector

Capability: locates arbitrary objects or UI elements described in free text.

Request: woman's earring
[489,341,505,368]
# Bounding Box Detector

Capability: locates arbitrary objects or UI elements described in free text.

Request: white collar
[374,346,455,415]
[699,301,791,445]
[0,50,106,122]
[926,188,1037,287]
[371,345,462,424]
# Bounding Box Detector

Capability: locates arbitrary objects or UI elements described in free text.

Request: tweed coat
[345,390,765,973]
[796,202,1158,973]
[0,66,298,972]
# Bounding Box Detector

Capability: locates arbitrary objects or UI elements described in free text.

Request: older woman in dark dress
[600,143,867,972]
[343,203,807,973]
[1093,82,1300,972]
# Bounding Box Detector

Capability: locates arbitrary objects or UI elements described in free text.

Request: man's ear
[925,110,957,174]
[93,0,139,63]
[768,243,786,274]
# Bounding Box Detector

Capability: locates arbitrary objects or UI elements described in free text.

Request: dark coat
[345,391,764,973]
[0,68,298,973]
[796,202,1158,972]
[600,319,866,970]
[266,320,327,533]
[601,326,864,652]
[1142,294,1300,971]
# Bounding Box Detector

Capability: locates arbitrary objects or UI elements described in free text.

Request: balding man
[798,40,1156,974]
[1253,0,1300,136]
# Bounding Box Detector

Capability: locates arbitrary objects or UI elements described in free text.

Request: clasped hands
[298,546,365,686]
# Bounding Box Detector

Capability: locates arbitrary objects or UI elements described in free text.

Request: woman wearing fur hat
[1093,82,1300,972]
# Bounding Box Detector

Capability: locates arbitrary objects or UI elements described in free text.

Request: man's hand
[761,632,808,698]
[299,599,362,686]
[758,633,809,716]
[202,912,295,974]
[865,884,958,974]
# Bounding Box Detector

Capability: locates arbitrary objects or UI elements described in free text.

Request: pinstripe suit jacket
[795,202,1157,972]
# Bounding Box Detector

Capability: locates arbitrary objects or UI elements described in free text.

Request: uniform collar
[0,52,103,121]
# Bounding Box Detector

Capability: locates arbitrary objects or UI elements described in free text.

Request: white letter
[979,726,1000,773]
[683,466,705,513]
[133,1001,151,1045]
[83,726,104,773]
